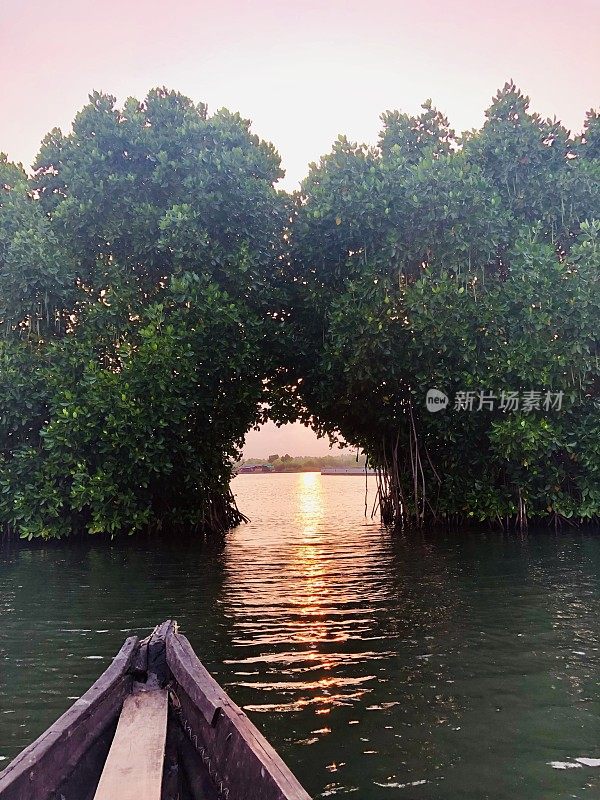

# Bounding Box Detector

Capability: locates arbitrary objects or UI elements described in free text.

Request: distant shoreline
[235,466,375,475]
[235,455,369,475]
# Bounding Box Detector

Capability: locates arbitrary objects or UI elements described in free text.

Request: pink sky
[1,0,598,456]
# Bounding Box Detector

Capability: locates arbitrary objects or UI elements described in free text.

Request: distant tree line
[240,454,366,473]
[0,82,598,538]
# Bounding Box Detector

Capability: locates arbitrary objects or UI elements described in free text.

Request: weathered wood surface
[131,638,148,679]
[49,721,117,800]
[167,632,222,726]
[166,626,312,800]
[161,708,182,800]
[93,689,168,800]
[169,716,218,800]
[0,636,138,800]
[147,620,172,687]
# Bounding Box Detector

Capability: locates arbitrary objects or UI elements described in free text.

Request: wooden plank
[166,627,312,800]
[93,690,168,800]
[0,636,139,800]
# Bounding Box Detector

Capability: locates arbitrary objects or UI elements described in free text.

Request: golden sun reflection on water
[297,471,324,528]
[296,472,327,623]
[295,472,335,715]
[224,473,382,717]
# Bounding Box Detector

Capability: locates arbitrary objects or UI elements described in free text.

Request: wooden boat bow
[0,621,312,800]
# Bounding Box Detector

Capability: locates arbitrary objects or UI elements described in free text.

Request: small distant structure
[321,467,376,475]
[237,463,275,474]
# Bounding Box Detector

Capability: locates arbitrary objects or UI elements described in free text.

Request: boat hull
[0,622,311,800]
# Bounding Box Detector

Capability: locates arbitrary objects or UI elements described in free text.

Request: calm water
[1,473,599,798]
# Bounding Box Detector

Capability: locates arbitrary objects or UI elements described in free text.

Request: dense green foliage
[0,90,287,538]
[290,83,600,528]
[1,83,598,538]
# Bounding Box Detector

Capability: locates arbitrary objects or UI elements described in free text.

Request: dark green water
[1,473,599,798]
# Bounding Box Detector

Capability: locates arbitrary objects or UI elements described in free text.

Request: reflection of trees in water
[389,533,600,798]
[518,536,600,707]
[0,536,229,758]
[3,491,600,798]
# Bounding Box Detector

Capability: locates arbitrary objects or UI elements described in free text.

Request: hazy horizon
[243,420,351,458]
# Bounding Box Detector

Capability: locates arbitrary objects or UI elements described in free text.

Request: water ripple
[1,473,599,800]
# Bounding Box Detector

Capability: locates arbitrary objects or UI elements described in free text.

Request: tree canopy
[0,82,598,538]
[0,89,287,538]
[289,82,600,528]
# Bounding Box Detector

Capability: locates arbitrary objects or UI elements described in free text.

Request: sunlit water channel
[1,473,599,798]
